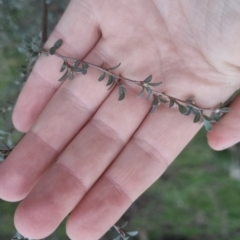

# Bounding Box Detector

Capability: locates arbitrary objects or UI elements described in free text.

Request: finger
[12,0,100,132]
[66,107,202,240]
[0,46,114,201]
[207,95,240,150]
[0,39,114,202]
[14,83,151,239]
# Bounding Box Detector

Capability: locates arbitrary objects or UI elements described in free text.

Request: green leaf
[146,87,152,100]
[137,87,145,98]
[98,72,106,81]
[18,47,29,55]
[58,69,69,82]
[148,82,162,87]
[150,105,158,113]
[219,107,231,113]
[73,60,80,68]
[69,71,74,80]
[202,114,212,121]
[49,46,56,55]
[151,95,159,107]
[22,36,32,44]
[169,98,175,108]
[211,112,221,122]
[182,106,192,115]
[60,62,67,72]
[178,104,188,114]
[127,231,138,237]
[82,62,89,69]
[118,85,126,101]
[53,39,63,49]
[72,67,82,73]
[0,130,9,135]
[32,36,41,43]
[108,63,121,70]
[143,75,152,83]
[31,42,40,52]
[159,97,168,104]
[223,89,240,106]
[106,75,115,86]
[121,222,128,228]
[113,235,121,240]
[82,68,87,75]
[108,82,116,90]
[203,118,213,132]
[193,112,201,123]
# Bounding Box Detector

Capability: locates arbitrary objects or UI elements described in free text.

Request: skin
[1,0,240,239]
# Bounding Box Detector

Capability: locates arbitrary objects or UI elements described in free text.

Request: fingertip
[14,202,52,240]
[0,163,28,202]
[207,130,228,151]
[12,107,31,133]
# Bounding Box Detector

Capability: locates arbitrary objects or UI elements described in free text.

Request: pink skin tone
[0,1,240,239]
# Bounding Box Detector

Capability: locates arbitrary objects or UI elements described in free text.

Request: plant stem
[54,53,140,83]
[41,0,48,44]
[40,49,223,115]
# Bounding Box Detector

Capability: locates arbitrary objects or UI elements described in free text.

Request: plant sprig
[23,37,240,132]
[112,222,138,240]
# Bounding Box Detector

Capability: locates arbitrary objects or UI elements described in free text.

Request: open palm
[1,1,240,239]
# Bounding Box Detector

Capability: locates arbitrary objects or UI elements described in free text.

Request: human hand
[1,1,240,239]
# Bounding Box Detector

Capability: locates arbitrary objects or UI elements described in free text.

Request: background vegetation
[0,1,240,239]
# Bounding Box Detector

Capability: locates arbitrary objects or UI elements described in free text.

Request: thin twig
[51,52,219,112]
[41,0,48,44]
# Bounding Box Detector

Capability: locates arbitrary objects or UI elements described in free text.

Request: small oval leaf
[73,60,80,68]
[82,62,89,69]
[54,39,63,49]
[98,72,106,81]
[193,112,201,123]
[118,86,126,101]
[82,68,87,75]
[58,69,69,82]
[108,63,121,70]
[113,235,121,240]
[146,87,152,100]
[150,105,158,114]
[203,118,213,132]
[169,98,175,108]
[49,47,56,55]
[32,36,41,43]
[69,71,74,80]
[106,75,115,86]
[60,62,67,72]
[127,231,138,237]
[137,87,145,98]
[148,82,162,87]
[22,36,32,44]
[143,75,152,83]
[178,104,188,114]
[72,67,82,73]
[18,47,29,55]
[151,95,159,107]
[219,107,230,113]
[31,42,40,52]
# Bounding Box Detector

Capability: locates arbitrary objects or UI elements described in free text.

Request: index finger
[13,0,101,132]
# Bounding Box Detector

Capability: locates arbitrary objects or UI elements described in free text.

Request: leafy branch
[24,38,239,132]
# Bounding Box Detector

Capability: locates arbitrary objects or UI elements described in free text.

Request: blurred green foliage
[0,1,240,240]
